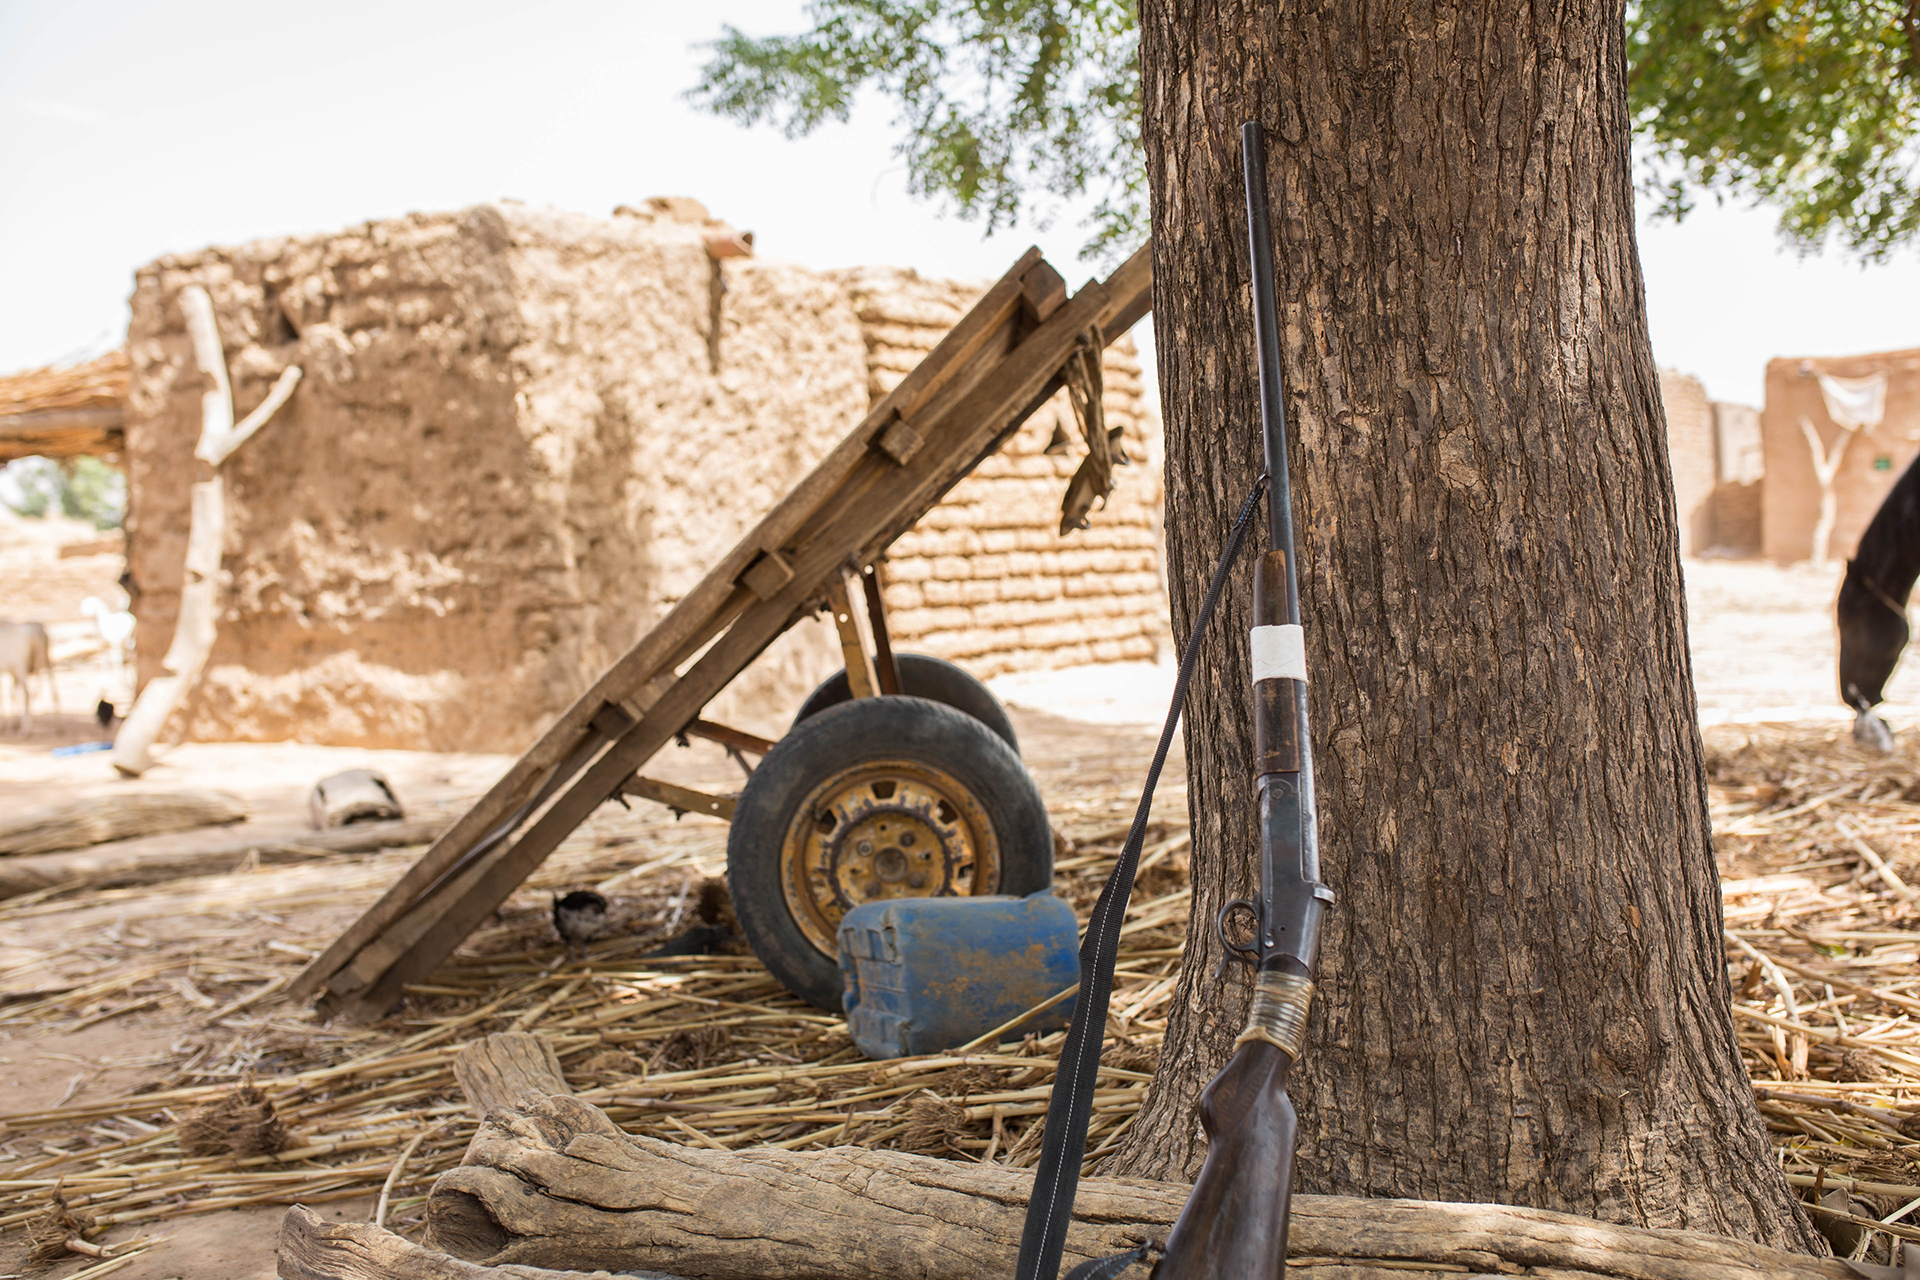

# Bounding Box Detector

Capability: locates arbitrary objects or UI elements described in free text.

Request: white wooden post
[112,286,301,776]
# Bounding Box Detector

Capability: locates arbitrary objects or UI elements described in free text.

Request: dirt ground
[0,523,1913,1278]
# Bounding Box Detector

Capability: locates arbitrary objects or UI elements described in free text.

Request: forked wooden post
[290,245,1154,1023]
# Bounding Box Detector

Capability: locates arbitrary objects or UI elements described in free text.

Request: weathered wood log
[0,818,442,902]
[0,407,124,462]
[452,1033,571,1119]
[421,1094,1850,1280]
[0,791,247,856]
[277,1206,685,1280]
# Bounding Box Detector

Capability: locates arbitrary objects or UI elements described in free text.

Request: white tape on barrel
[1250,624,1307,683]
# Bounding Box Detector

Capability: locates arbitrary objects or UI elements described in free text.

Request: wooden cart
[291,244,1153,1022]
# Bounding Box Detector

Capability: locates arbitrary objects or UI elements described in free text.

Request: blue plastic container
[837,890,1080,1060]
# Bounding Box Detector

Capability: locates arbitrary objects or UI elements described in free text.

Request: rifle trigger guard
[1213,897,1262,980]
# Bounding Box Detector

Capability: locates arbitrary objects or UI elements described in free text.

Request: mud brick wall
[841,267,1167,676]
[1708,401,1764,556]
[125,202,860,751]
[123,206,1169,752]
[1762,346,1920,563]
[1659,369,1717,558]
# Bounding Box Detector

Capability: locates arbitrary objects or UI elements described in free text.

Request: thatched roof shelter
[0,349,127,462]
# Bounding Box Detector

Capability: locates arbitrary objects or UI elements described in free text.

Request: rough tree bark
[1114,0,1822,1253]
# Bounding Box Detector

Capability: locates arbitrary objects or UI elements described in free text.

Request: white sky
[3,0,1918,409]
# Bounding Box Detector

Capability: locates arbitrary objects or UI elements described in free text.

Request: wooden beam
[619,776,736,821]
[0,407,123,462]
[823,566,879,699]
[685,720,775,757]
[861,562,901,696]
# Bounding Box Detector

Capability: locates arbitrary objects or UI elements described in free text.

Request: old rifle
[1151,118,1336,1280]
[1010,120,1331,1280]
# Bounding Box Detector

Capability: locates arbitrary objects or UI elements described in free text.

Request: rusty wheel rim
[778,757,1002,956]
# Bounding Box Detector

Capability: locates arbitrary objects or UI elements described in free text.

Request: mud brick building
[122,200,1163,752]
[1762,346,1920,564]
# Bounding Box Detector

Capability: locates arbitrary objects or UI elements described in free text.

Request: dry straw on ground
[5,719,1920,1264]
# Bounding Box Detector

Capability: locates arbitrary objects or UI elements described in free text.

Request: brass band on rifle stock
[1234,968,1315,1059]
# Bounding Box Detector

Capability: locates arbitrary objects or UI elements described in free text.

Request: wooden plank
[687,720,776,757]
[290,741,579,1000]
[1020,259,1069,322]
[831,281,1116,574]
[823,567,878,699]
[621,776,737,821]
[862,563,902,696]
[740,551,794,602]
[0,407,124,462]
[1100,243,1154,337]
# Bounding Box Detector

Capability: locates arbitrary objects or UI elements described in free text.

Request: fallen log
[278,1207,685,1280]
[417,1093,1850,1280]
[0,818,443,901]
[0,791,247,857]
[452,1032,571,1119]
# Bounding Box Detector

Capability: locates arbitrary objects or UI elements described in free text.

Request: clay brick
[930,555,973,581]
[918,580,968,607]
[883,581,924,610]
[889,605,973,634]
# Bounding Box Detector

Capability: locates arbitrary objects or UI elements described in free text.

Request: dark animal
[552,889,609,962]
[642,877,736,958]
[1838,452,1920,751]
[95,698,116,730]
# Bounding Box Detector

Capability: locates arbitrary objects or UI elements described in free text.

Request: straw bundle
[0,351,128,461]
[0,350,128,415]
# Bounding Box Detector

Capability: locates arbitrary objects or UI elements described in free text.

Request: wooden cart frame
[292,244,1153,1022]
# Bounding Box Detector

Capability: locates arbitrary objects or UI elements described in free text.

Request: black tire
[792,652,1019,754]
[728,696,1053,1011]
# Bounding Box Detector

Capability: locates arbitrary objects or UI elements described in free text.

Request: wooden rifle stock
[1154,1040,1299,1280]
[1153,119,1332,1280]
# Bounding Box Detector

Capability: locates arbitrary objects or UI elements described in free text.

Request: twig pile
[9,718,1920,1262]
[1709,722,1920,1258]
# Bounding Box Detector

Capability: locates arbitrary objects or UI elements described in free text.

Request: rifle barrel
[1152,118,1333,1280]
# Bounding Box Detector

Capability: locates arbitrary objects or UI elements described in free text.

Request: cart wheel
[728,695,1052,1011]
[791,652,1019,753]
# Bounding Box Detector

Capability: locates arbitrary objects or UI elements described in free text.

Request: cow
[1838,453,1920,751]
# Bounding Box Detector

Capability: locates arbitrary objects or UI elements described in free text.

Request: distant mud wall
[1660,369,1717,559]
[124,203,1165,752]
[1761,347,1920,564]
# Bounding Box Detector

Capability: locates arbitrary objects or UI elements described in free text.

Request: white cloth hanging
[1817,371,1888,431]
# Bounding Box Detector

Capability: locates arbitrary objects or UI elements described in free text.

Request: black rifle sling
[1015,478,1269,1280]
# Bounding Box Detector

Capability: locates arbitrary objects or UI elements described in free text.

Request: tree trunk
[1121,0,1821,1252]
